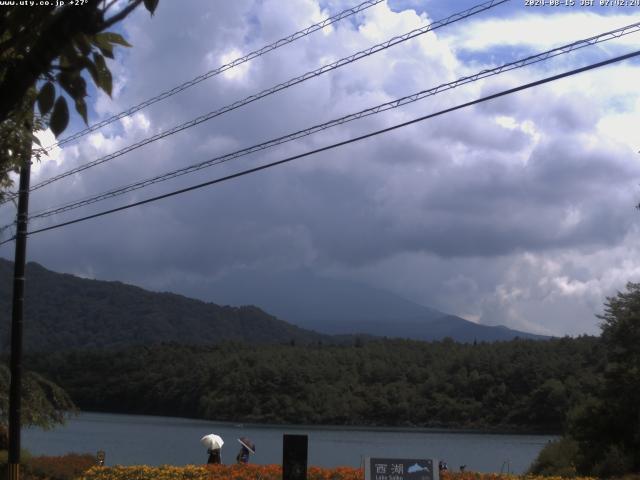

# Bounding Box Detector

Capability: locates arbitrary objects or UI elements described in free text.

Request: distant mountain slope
[198,269,548,341]
[0,259,331,352]
[0,260,546,352]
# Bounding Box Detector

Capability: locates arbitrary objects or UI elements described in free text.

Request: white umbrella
[201,434,224,450]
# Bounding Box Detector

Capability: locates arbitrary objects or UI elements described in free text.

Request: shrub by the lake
[527,437,579,477]
[23,453,96,480]
[0,450,31,480]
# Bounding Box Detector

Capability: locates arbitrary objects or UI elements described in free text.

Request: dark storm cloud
[2,0,639,336]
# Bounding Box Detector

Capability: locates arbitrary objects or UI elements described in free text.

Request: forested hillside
[0,260,332,351]
[0,260,546,350]
[27,336,603,432]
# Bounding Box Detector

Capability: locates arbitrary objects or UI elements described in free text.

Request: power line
[0,0,385,180]
[0,223,15,239]
[0,48,635,246]
[1,0,507,204]
[41,0,386,153]
[23,21,640,222]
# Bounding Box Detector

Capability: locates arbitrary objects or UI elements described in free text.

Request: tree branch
[103,0,120,13]
[0,0,144,124]
[102,0,143,30]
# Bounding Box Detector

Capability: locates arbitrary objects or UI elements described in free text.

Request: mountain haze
[171,268,548,341]
[0,260,546,352]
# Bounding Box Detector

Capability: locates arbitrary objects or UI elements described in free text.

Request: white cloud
[443,12,640,52]
[216,49,252,82]
[597,96,640,151]
[2,1,639,338]
[32,129,64,174]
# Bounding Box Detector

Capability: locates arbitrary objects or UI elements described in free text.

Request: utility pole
[7,146,32,480]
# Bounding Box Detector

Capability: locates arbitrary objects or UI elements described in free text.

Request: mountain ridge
[0,259,333,352]
[196,268,548,342]
[0,259,546,352]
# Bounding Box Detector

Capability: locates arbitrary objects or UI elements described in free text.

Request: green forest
[26,336,602,432]
[0,259,335,353]
[5,283,640,477]
[6,281,640,477]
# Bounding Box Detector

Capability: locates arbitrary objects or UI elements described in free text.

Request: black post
[8,157,31,480]
[282,434,308,480]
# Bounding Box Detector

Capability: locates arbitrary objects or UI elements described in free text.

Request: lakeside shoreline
[66,410,561,436]
[24,412,552,472]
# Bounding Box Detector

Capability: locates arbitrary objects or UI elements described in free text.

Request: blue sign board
[365,458,438,480]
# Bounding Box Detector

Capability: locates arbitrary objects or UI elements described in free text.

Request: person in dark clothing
[236,444,250,464]
[236,437,255,464]
[201,433,224,464]
[207,448,221,464]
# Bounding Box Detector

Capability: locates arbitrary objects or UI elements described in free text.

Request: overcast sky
[2,0,640,336]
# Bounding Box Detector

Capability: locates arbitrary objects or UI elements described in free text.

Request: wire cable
[2,0,507,204]
[0,48,635,246]
[41,0,386,153]
[23,20,640,222]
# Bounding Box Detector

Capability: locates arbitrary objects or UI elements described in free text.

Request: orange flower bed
[78,465,597,480]
[23,453,96,480]
[79,464,365,480]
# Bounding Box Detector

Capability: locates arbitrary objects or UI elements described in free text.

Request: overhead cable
[3,0,507,203]
[0,48,635,246]
[24,21,640,222]
[41,0,386,152]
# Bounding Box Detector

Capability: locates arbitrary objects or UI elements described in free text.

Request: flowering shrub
[78,465,599,480]
[24,453,96,480]
[79,464,364,480]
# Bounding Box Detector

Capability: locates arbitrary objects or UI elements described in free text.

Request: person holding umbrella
[201,434,224,464]
[236,437,255,464]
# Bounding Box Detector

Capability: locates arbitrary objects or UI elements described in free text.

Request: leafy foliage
[23,453,96,480]
[0,453,94,480]
[27,336,603,432]
[0,0,158,193]
[527,438,579,477]
[0,450,31,463]
[0,363,76,431]
[527,282,640,477]
[565,282,640,476]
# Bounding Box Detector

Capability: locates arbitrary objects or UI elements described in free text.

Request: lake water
[22,412,555,473]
